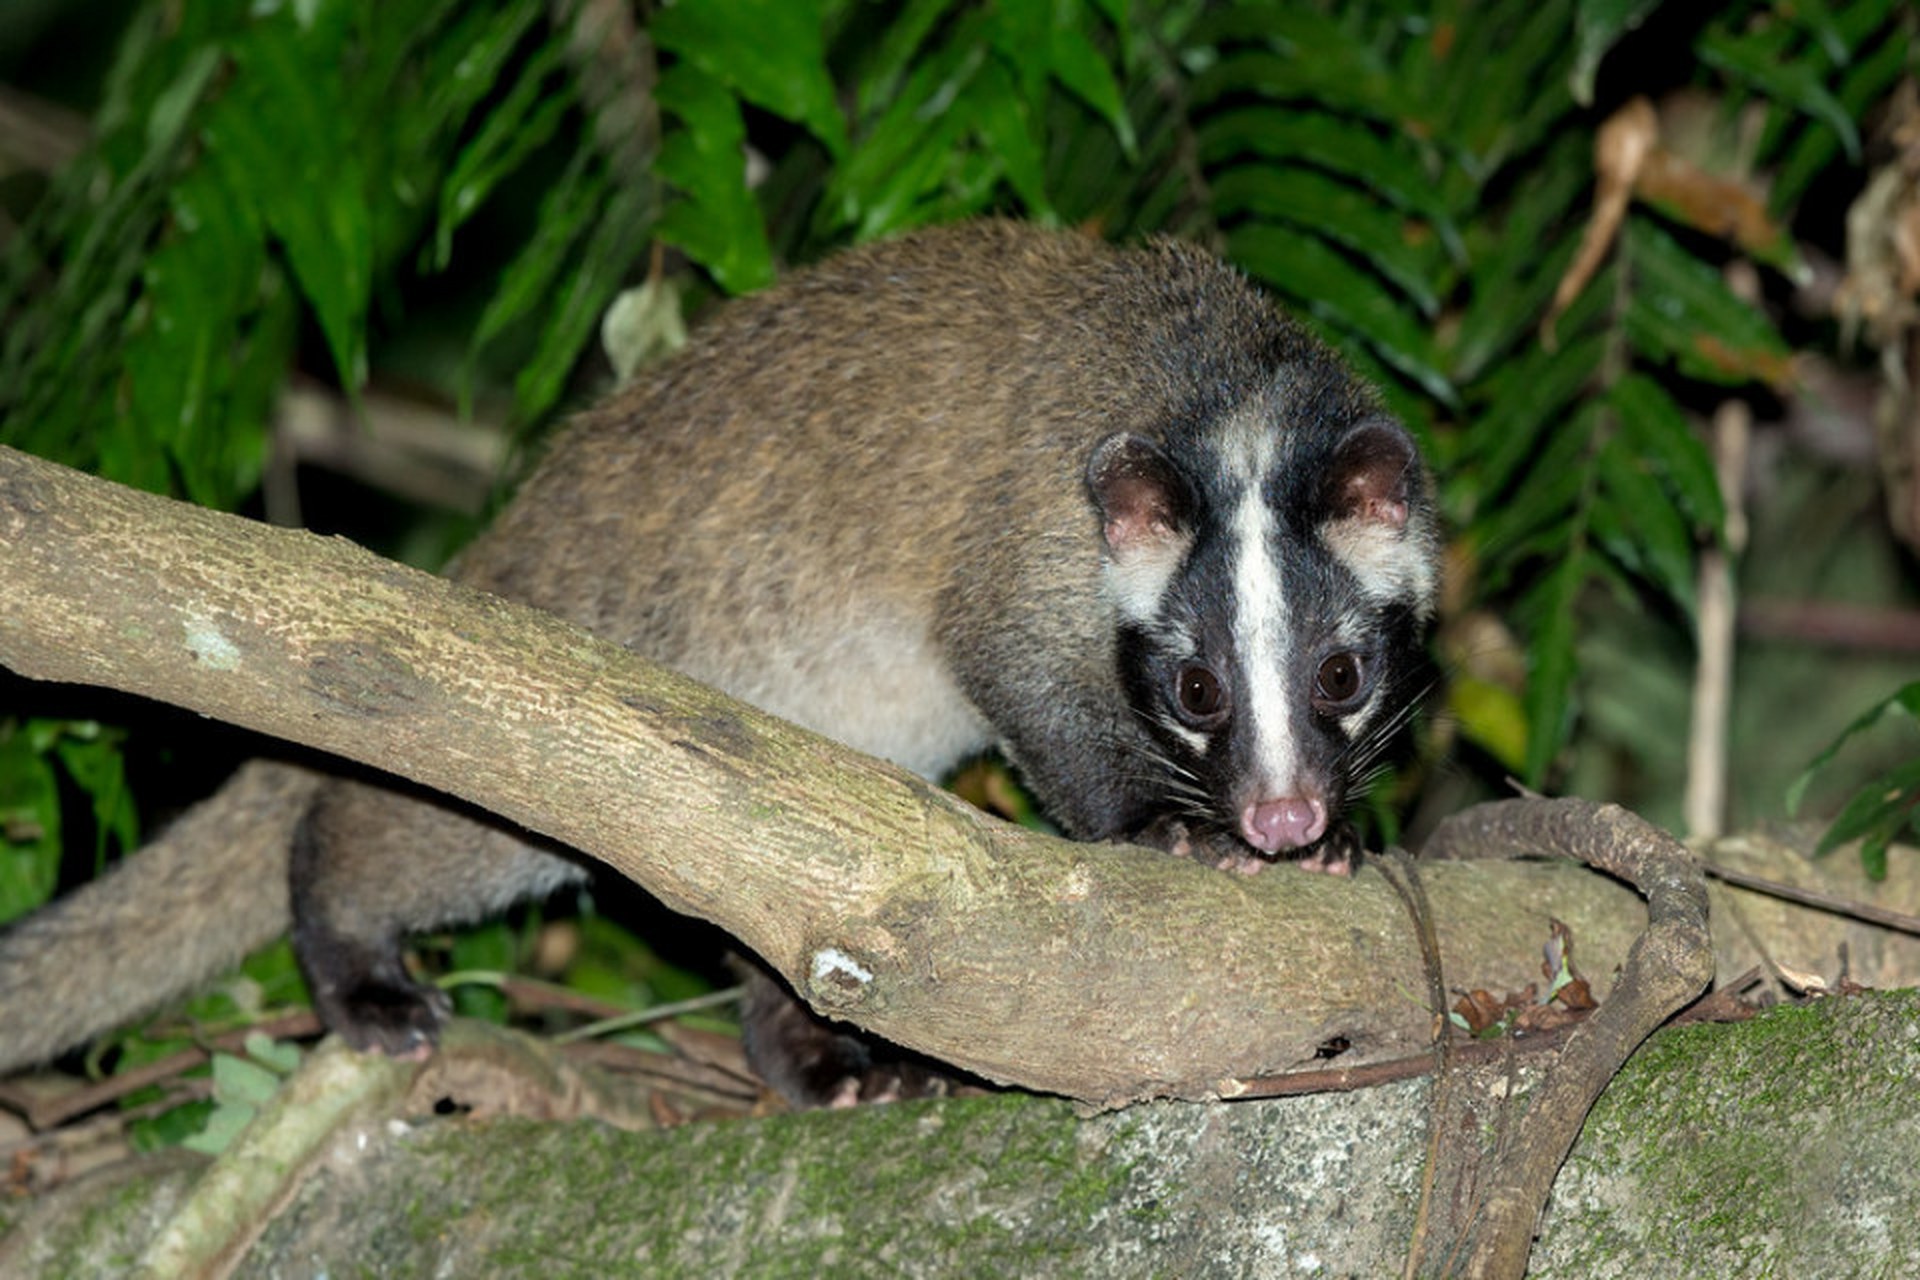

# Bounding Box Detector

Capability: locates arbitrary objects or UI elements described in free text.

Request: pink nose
[1240,797,1328,852]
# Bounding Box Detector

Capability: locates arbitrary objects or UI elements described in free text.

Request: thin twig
[1684,292,1753,838]
[0,1011,320,1132]
[1700,860,1920,936]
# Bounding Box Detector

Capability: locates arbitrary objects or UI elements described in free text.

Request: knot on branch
[303,639,430,716]
[0,454,51,524]
[806,945,880,1012]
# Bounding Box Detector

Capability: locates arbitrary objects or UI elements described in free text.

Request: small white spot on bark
[812,947,873,986]
[1060,863,1094,901]
[183,613,240,670]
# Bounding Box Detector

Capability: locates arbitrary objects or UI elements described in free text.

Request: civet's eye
[1315,653,1363,706]
[1175,664,1225,721]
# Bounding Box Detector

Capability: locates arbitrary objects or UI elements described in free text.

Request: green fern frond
[815,0,1135,240]
[0,0,644,494]
[1186,9,1456,409]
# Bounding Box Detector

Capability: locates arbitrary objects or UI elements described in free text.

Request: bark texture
[0,447,1903,1108]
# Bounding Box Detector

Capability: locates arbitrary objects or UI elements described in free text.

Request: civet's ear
[1088,433,1194,557]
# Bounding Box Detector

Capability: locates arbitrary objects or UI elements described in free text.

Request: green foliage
[1789,684,1920,880]
[565,912,719,1010]
[1191,4,1463,410]
[810,0,1133,239]
[1,0,756,481]
[0,719,136,924]
[116,944,313,1151]
[446,920,523,1026]
[1474,205,1789,784]
[176,1032,304,1155]
[105,938,311,1076]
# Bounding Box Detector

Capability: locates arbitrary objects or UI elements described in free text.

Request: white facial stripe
[1232,478,1300,797]
[1337,686,1385,741]
[1158,716,1209,755]
[1220,403,1276,488]
[1322,516,1438,616]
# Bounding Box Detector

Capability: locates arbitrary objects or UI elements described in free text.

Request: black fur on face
[1108,395,1435,855]
[1111,518,1241,827]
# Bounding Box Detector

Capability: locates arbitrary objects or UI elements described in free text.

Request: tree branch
[0,446,1647,1104]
